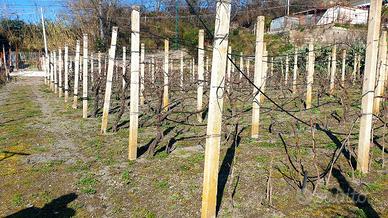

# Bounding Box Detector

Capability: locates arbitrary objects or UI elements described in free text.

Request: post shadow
[5,193,77,218]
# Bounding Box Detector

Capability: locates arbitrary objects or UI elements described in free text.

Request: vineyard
[0,0,387,217]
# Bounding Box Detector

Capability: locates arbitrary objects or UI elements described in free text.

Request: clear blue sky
[0,0,147,23]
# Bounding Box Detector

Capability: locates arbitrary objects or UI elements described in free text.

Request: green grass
[155,180,169,190]
[11,194,23,207]
[77,174,97,195]
[363,182,383,192]
[121,170,131,184]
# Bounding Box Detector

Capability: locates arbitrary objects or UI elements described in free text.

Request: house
[269,16,300,33]
[316,6,368,25]
[269,5,369,33]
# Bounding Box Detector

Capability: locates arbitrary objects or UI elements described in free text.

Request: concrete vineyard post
[151,55,155,83]
[352,53,357,84]
[64,45,69,102]
[357,0,382,173]
[329,45,337,94]
[226,46,232,93]
[128,7,140,160]
[260,44,267,103]
[140,43,145,106]
[373,31,387,114]
[163,39,169,111]
[82,34,88,119]
[306,42,315,109]
[58,48,63,98]
[251,16,265,139]
[91,53,94,85]
[240,52,243,80]
[285,54,289,85]
[100,27,118,134]
[180,51,184,89]
[98,52,101,76]
[72,41,80,109]
[341,49,346,86]
[54,51,57,93]
[292,48,298,93]
[40,8,49,86]
[201,1,231,217]
[197,29,205,122]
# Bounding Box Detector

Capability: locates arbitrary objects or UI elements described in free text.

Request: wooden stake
[128,6,140,160]
[163,39,169,111]
[58,48,63,98]
[373,31,387,114]
[292,48,298,93]
[82,34,89,119]
[201,1,231,217]
[251,16,265,139]
[306,41,315,109]
[73,40,80,109]
[329,45,337,94]
[64,45,69,102]
[140,43,145,106]
[100,27,118,134]
[50,52,54,91]
[197,29,205,122]
[358,0,382,173]
[352,53,357,84]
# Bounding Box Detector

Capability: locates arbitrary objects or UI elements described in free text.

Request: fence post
[64,45,69,102]
[100,27,118,134]
[192,57,195,82]
[329,45,337,94]
[341,49,347,86]
[373,31,387,114]
[246,58,250,78]
[151,55,155,84]
[58,48,63,98]
[72,40,80,109]
[306,41,315,109]
[128,7,141,160]
[197,29,205,122]
[358,0,382,173]
[201,1,231,217]
[82,34,89,119]
[251,16,265,139]
[140,43,145,106]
